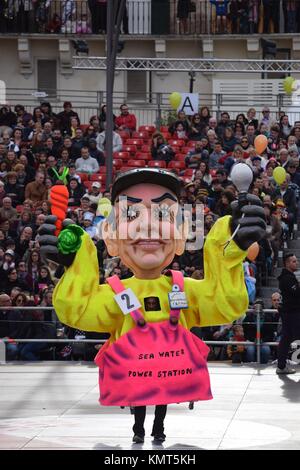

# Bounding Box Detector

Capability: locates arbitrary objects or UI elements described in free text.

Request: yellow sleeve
[53,233,124,335]
[184,216,248,328]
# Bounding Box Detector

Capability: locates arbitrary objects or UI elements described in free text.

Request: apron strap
[167,269,185,322]
[106,275,146,326]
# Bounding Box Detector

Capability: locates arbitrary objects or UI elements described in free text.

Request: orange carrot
[50,184,69,236]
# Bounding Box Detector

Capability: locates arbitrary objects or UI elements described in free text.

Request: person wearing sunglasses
[286,159,300,187]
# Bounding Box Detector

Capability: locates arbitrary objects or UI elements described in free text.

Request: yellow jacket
[53,216,248,343]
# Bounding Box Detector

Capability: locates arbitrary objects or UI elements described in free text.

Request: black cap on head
[111,168,181,205]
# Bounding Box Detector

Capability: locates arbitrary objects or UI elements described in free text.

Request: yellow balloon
[247,242,260,262]
[283,76,296,95]
[97,197,112,218]
[273,167,287,185]
[169,92,182,110]
[254,134,268,155]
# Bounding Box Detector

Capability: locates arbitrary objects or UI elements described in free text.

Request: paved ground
[0,362,299,450]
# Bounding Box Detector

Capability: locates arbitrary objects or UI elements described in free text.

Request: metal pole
[106,0,115,190]
[255,301,263,364]
[106,0,126,191]
[0,339,6,364]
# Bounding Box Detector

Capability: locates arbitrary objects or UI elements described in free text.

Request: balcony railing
[0,0,299,36]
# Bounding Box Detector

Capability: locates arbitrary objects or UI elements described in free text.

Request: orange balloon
[247,242,260,261]
[254,134,268,155]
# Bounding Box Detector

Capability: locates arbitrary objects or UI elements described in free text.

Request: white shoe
[276,366,296,375]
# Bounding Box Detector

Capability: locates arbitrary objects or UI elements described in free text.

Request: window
[37,60,57,98]
[127,71,147,102]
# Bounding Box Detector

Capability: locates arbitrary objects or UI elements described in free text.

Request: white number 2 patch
[114,288,142,315]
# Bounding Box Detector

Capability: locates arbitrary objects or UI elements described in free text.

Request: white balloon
[230,163,253,193]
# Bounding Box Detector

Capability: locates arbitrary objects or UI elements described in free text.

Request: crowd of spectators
[1,1,300,35]
[209,0,300,34]
[0,97,299,363]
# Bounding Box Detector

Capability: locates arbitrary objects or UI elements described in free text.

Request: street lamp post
[106,0,126,191]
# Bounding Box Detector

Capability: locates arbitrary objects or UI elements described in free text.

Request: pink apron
[95,270,213,407]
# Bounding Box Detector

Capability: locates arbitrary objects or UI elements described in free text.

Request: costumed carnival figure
[39,166,266,444]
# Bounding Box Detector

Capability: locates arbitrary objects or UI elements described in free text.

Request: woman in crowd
[199,106,211,127]
[188,114,206,141]
[222,127,238,153]
[35,265,55,295]
[279,115,293,139]
[25,249,43,293]
[67,177,86,207]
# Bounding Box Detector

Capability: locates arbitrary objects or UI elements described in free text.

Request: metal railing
[0,0,298,36]
[0,306,283,365]
[4,87,300,127]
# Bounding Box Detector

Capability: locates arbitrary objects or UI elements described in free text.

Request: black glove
[230,194,266,251]
[38,215,76,267]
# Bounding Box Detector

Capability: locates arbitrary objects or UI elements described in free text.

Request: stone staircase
[259,228,300,306]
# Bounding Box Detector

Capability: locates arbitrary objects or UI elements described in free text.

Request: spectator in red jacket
[115,104,137,135]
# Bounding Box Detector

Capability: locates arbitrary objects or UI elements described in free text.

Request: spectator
[283,0,297,33]
[0,197,18,221]
[83,126,97,143]
[115,104,137,134]
[26,249,43,293]
[214,190,235,217]
[75,146,100,174]
[246,108,258,129]
[99,105,116,132]
[185,142,209,169]
[261,106,272,129]
[248,0,260,33]
[57,101,80,135]
[83,211,98,240]
[172,121,188,141]
[71,127,85,159]
[277,254,300,374]
[222,127,238,153]
[168,111,190,135]
[0,294,18,360]
[234,121,245,142]
[245,123,257,145]
[280,115,293,139]
[14,105,32,127]
[199,107,211,126]
[278,148,289,168]
[2,266,29,295]
[16,224,33,258]
[3,171,24,207]
[24,171,48,204]
[67,178,86,207]
[273,174,297,236]
[88,182,102,205]
[243,303,278,364]
[96,124,122,154]
[177,0,191,34]
[151,133,175,163]
[227,324,247,364]
[87,139,105,166]
[0,105,17,131]
[286,159,300,187]
[35,265,54,295]
[216,112,231,139]
[209,141,226,169]
[210,0,229,33]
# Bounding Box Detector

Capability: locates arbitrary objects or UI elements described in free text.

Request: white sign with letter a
[178,93,199,116]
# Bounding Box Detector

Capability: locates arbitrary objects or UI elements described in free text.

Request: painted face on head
[103,183,186,279]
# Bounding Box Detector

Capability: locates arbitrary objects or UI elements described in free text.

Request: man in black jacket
[277,254,300,374]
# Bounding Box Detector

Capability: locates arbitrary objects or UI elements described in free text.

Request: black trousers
[278,314,300,369]
[133,405,167,437]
